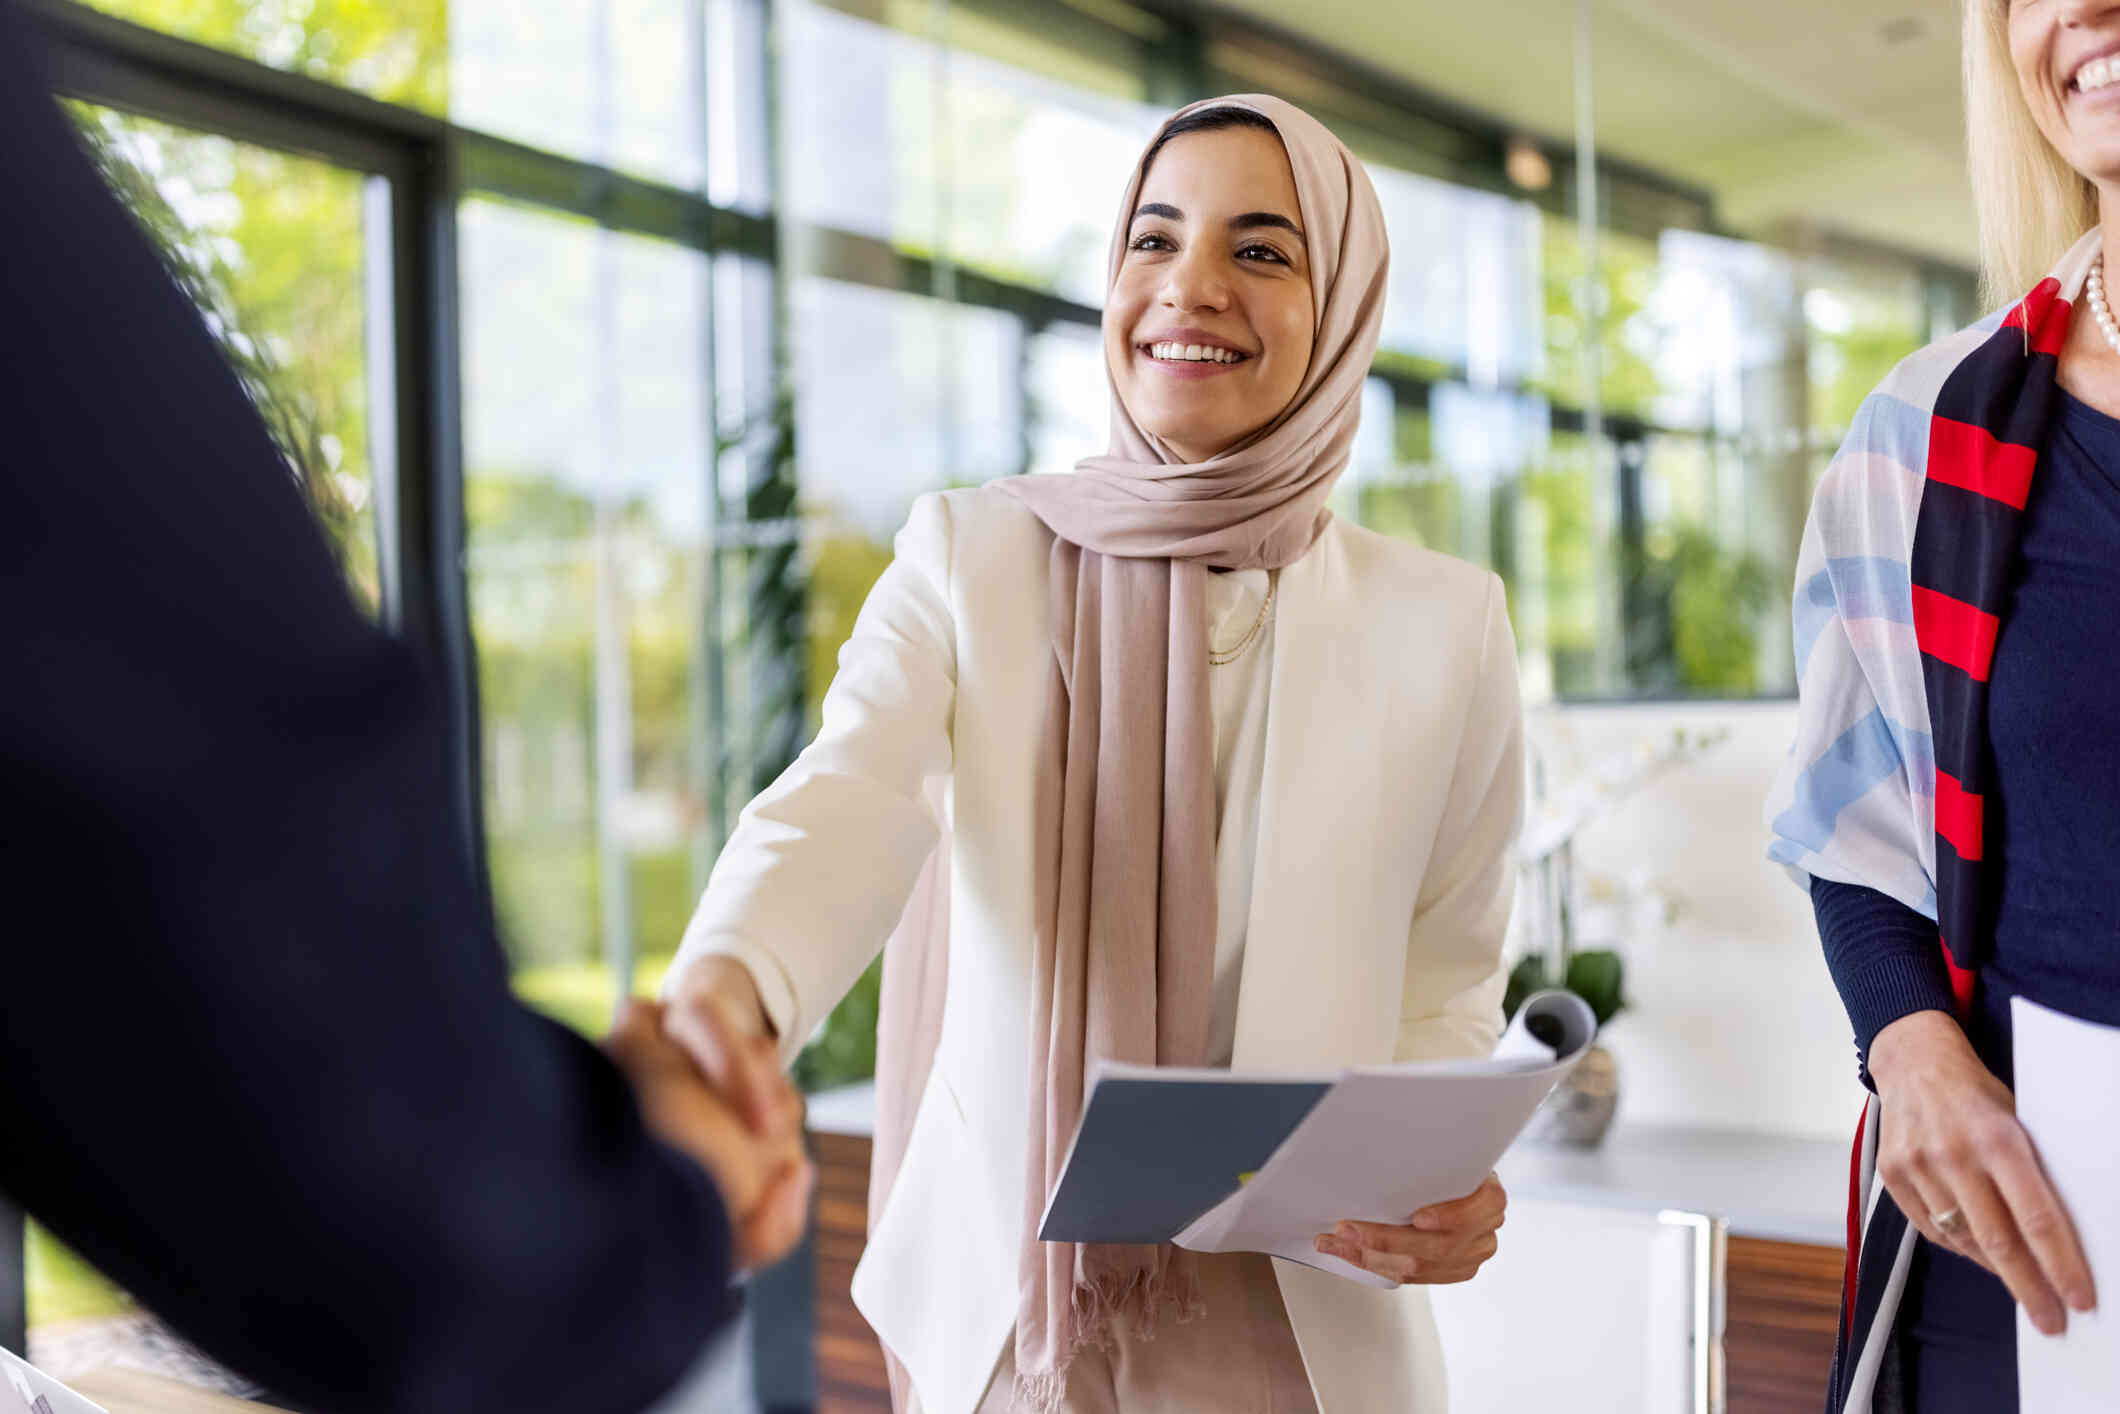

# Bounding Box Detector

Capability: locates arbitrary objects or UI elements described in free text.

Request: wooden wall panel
[807,1131,1848,1414]
[810,1131,893,1413]
[1725,1235,1844,1413]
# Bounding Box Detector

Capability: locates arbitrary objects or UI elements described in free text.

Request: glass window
[1367,163,1541,387]
[1348,378,1442,547]
[82,0,447,112]
[1509,430,1610,701]
[1804,260,1928,451]
[792,276,1022,545]
[781,0,1159,303]
[790,277,1021,728]
[75,106,386,610]
[1536,221,1665,423]
[935,46,1160,303]
[85,0,736,193]
[450,0,703,189]
[1025,319,1107,478]
[459,200,714,1029]
[781,0,942,257]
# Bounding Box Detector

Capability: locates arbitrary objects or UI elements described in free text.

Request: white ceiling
[1219,0,1975,270]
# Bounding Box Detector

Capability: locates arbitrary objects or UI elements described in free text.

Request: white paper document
[2014,996,2120,1411]
[0,1349,107,1414]
[1036,989,1596,1290]
[1174,992,1596,1287]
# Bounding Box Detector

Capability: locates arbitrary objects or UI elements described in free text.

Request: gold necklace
[1208,570,1278,668]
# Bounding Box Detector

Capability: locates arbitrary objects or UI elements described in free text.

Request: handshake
[605,957,815,1274]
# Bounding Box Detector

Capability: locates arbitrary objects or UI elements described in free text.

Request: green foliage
[1621,521,1774,695]
[1666,526,1772,694]
[511,953,674,1034]
[1534,222,1664,419]
[1504,948,1629,1029]
[26,1223,130,1327]
[513,958,627,1038]
[84,0,448,111]
[803,530,900,726]
[1357,478,1459,553]
[1369,348,1462,388]
[793,956,886,1093]
[1518,441,1604,694]
[74,105,380,605]
[1810,295,1925,440]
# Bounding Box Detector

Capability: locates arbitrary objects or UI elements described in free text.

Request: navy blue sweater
[1815,385,2120,1082]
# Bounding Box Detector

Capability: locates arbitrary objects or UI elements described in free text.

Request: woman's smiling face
[2011,0,2120,188]
[1105,123,1316,464]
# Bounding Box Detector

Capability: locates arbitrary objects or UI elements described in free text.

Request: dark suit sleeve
[0,7,737,1412]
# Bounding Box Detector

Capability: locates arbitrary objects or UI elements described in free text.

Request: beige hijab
[869,94,1389,1414]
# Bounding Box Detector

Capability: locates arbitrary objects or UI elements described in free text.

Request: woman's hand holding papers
[1311,1171,1507,1285]
[1868,1009,2095,1336]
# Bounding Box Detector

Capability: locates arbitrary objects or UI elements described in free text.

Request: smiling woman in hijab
[660,95,1525,1414]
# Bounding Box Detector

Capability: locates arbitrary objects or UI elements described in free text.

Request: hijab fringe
[1009,1264,1208,1413]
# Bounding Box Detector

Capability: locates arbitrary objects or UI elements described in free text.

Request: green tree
[76,105,381,603]
[1535,222,1663,419]
[85,0,447,111]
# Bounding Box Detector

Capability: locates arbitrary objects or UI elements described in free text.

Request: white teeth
[1148,341,1242,363]
[2079,57,2117,93]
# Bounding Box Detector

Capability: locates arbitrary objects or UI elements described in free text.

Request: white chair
[1428,1197,1726,1413]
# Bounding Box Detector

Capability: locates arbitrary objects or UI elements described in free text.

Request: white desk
[808,1080,1847,1244]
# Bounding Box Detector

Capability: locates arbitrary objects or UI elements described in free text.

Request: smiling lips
[1138,337,1251,376]
[2074,51,2120,96]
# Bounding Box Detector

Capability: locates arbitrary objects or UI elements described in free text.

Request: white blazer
[674,484,1524,1414]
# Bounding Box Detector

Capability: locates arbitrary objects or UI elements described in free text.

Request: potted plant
[1505,947,1627,1146]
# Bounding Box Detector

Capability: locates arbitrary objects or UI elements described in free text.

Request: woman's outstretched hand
[606,998,813,1273]
[663,954,800,1141]
[1313,1172,1506,1285]
[1868,1009,2096,1336]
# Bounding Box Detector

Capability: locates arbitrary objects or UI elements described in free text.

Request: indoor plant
[1505,948,1627,1146]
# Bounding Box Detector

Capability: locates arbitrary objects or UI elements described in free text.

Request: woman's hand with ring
[1869,1010,2096,1335]
[1312,1172,1506,1286]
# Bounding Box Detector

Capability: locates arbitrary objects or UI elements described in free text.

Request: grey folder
[1037,1077,1331,1245]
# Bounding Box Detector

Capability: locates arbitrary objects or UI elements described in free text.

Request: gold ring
[1934,1207,1967,1237]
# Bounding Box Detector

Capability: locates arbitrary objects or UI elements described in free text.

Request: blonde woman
[658,95,1524,1414]
[1767,2,2120,1409]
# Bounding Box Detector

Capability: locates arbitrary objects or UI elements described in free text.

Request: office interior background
[7,0,1983,1406]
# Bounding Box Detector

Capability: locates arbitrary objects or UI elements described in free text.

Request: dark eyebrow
[1230,211,1305,242]
[1129,202,1305,244]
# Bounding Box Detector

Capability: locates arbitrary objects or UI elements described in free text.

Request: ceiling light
[1505,136,1552,192]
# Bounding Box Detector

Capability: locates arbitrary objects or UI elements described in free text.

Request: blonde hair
[1964,0,2099,305]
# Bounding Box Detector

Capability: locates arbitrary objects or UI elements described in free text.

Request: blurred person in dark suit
[0,3,811,1410]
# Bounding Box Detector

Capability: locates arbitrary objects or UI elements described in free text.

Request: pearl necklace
[2088,256,2120,358]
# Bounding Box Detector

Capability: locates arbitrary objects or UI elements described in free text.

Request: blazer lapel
[1229,521,1393,1071]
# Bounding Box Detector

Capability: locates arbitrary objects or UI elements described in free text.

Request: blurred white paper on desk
[0,1348,108,1414]
[2013,996,2120,1410]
